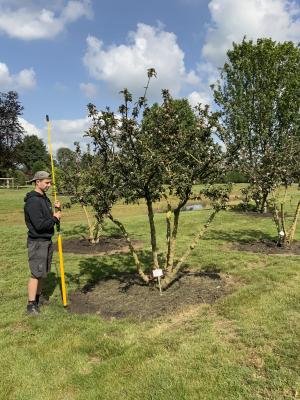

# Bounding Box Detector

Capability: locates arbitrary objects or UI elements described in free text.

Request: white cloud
[80,82,98,98]
[19,117,42,137]
[43,117,92,153]
[83,23,198,99]
[0,62,36,90]
[203,0,300,66]
[188,90,211,107]
[0,0,92,40]
[20,116,91,153]
[189,0,300,107]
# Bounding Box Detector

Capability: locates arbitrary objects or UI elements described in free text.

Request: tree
[17,134,49,172]
[32,160,48,175]
[75,70,229,289]
[268,189,300,248]
[56,145,100,243]
[213,38,300,214]
[0,91,24,175]
[213,38,300,247]
[56,147,75,166]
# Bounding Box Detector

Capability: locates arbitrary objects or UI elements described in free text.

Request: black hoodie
[24,191,58,240]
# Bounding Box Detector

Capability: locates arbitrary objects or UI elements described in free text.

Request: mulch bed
[232,239,300,255]
[68,271,235,320]
[54,237,143,255]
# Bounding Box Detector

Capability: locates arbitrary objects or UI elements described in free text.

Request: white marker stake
[157,276,162,295]
[153,268,163,295]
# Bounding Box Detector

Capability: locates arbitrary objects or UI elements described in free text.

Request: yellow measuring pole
[46,115,67,307]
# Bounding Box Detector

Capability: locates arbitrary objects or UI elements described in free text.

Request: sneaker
[27,302,40,315]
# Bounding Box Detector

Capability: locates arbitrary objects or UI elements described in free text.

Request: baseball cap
[30,171,52,182]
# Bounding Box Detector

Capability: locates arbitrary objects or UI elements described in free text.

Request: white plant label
[153,268,163,278]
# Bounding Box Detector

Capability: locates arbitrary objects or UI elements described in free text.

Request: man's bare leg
[28,276,39,302]
[37,279,42,296]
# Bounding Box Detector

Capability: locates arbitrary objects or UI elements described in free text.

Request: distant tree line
[0,91,49,185]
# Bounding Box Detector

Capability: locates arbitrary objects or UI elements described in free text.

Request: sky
[1,0,300,152]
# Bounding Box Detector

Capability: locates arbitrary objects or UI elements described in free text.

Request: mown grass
[0,185,299,400]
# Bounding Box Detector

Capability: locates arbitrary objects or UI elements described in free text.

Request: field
[0,186,299,400]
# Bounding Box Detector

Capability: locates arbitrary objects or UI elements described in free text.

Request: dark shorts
[27,239,53,278]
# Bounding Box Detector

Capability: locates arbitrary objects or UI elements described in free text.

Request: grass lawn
[0,186,299,400]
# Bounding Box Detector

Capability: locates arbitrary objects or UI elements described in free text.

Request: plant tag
[153,268,163,278]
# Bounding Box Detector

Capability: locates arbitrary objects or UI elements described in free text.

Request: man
[24,171,61,315]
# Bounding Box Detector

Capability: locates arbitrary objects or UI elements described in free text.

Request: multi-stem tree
[213,39,300,214]
[80,70,229,288]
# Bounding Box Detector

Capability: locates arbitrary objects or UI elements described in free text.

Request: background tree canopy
[16,134,49,173]
[0,91,24,176]
[213,38,300,212]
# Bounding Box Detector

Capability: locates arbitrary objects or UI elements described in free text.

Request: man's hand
[53,211,61,220]
[54,200,61,210]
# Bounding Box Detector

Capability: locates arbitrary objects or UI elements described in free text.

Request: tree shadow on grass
[65,250,155,292]
[206,229,275,243]
[65,249,226,295]
[62,224,88,238]
[62,223,124,240]
[42,272,59,300]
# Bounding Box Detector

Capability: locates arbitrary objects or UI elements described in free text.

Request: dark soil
[54,237,143,255]
[232,239,300,255]
[68,271,234,320]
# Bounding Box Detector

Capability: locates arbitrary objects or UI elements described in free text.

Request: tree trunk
[165,209,180,273]
[280,203,287,240]
[82,204,96,243]
[165,193,190,273]
[145,196,160,269]
[285,200,300,247]
[161,209,219,289]
[270,203,284,246]
[270,199,300,248]
[165,204,172,270]
[108,213,149,283]
[260,191,269,213]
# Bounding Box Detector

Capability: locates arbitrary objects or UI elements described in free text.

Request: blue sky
[1,0,300,151]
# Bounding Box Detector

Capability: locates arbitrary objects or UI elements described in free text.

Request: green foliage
[11,169,26,186]
[141,91,223,199]
[55,144,99,241]
[31,160,48,174]
[0,91,24,174]
[17,134,49,172]
[200,184,232,211]
[213,38,300,212]
[76,72,227,283]
[56,143,93,202]
[222,170,248,183]
[56,147,75,166]
[85,88,223,221]
[238,184,268,212]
